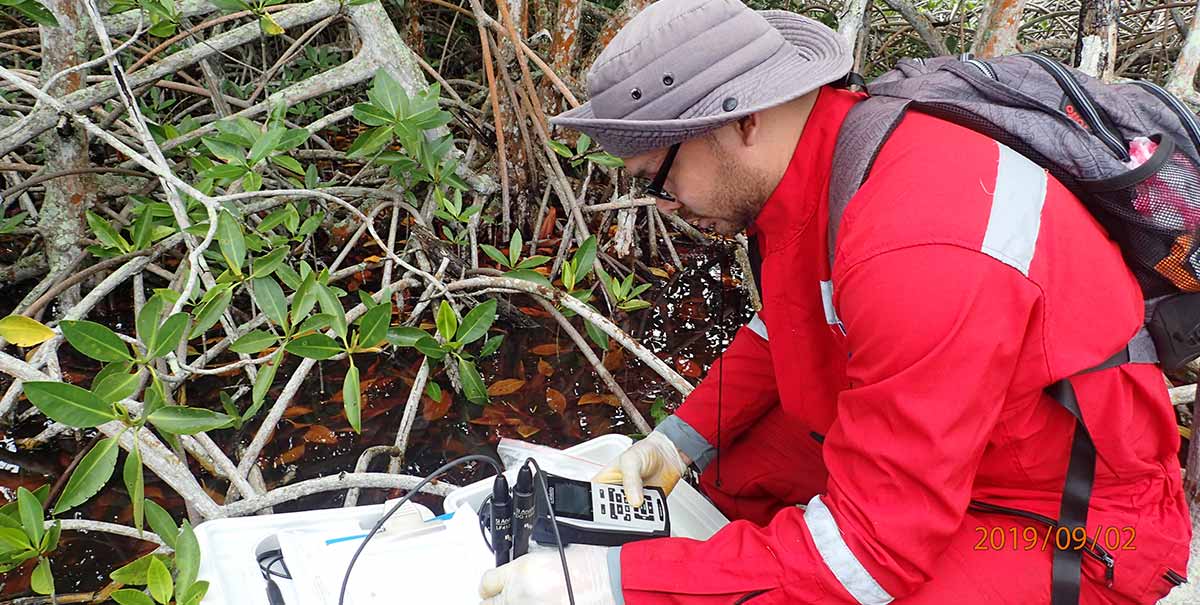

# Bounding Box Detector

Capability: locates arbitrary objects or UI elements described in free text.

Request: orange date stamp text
[973,525,1135,552]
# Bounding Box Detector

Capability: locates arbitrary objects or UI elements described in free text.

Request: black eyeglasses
[637,143,680,202]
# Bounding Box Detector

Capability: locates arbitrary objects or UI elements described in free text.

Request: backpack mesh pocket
[1083,136,1200,293]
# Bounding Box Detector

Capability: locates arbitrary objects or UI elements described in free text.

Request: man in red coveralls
[478,0,1192,603]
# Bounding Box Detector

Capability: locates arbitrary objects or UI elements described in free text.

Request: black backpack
[818,54,1196,603]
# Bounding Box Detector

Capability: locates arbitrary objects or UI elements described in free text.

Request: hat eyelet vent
[662,73,674,86]
[630,88,642,100]
[722,97,738,111]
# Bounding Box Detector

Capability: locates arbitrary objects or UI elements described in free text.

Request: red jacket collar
[748,86,864,258]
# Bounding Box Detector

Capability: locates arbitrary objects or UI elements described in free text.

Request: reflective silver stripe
[805,495,894,605]
[981,142,1048,276]
[820,280,842,327]
[747,313,769,340]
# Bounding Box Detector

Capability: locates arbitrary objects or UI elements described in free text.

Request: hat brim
[549,11,852,158]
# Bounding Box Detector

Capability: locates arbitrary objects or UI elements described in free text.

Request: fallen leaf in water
[284,406,314,418]
[649,267,669,278]
[530,343,560,356]
[538,208,557,240]
[304,425,337,444]
[675,357,701,378]
[579,393,620,407]
[362,255,385,263]
[276,444,306,465]
[470,407,509,426]
[518,306,551,318]
[538,359,554,377]
[602,348,625,371]
[516,424,540,438]
[546,389,566,414]
[423,390,453,421]
[488,378,526,396]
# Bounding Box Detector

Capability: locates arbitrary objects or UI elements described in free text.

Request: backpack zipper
[1020,54,1130,162]
[968,500,1116,588]
[1131,80,1200,153]
[1164,568,1186,586]
[966,58,998,81]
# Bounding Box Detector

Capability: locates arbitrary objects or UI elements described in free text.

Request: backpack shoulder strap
[827,96,913,272]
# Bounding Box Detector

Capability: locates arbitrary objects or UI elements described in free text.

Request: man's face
[623,129,774,237]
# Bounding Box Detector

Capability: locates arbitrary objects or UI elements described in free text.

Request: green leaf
[230,330,278,354]
[296,313,332,334]
[353,103,392,126]
[585,152,624,167]
[562,262,577,291]
[201,137,244,163]
[503,269,551,288]
[316,285,348,340]
[31,557,53,595]
[143,500,178,550]
[297,212,324,237]
[435,301,457,342]
[181,581,210,605]
[370,70,408,119]
[60,320,131,362]
[136,296,165,347]
[148,313,188,359]
[111,589,155,605]
[270,154,304,175]
[216,210,246,274]
[258,11,284,36]
[425,381,442,401]
[285,334,342,360]
[248,127,283,166]
[480,244,510,268]
[92,364,142,404]
[148,407,234,435]
[508,230,523,266]
[291,271,319,321]
[386,326,428,347]
[39,520,60,552]
[124,442,144,532]
[458,357,488,405]
[0,314,55,348]
[548,140,573,158]
[251,247,288,278]
[189,285,232,338]
[17,487,42,548]
[253,277,289,328]
[618,300,652,312]
[132,207,156,250]
[201,163,247,181]
[515,255,550,270]
[111,553,164,585]
[355,302,391,349]
[413,336,446,360]
[345,125,393,158]
[23,382,117,428]
[147,556,173,604]
[250,351,282,411]
[242,170,263,193]
[276,129,309,151]
[86,210,131,252]
[479,334,504,358]
[456,300,496,346]
[584,319,609,351]
[10,0,57,26]
[53,436,121,514]
[0,527,30,552]
[174,521,200,600]
[572,236,598,280]
[575,133,591,155]
[343,364,362,433]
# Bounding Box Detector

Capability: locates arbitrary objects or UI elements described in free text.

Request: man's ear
[735,112,762,147]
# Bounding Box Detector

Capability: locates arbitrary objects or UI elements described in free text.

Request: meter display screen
[549,480,593,521]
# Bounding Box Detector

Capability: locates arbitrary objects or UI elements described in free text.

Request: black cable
[525,458,576,605]
[337,454,503,605]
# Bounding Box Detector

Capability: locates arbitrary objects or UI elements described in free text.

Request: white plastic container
[194,435,729,604]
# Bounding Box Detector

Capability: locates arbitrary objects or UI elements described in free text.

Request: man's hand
[478,545,616,605]
[592,431,688,508]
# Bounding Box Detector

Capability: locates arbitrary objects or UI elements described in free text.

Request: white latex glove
[478,544,616,605]
[592,430,687,508]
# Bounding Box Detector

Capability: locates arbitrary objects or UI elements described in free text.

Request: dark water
[0,239,751,597]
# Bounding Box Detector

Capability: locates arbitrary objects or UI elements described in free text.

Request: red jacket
[617,87,1191,604]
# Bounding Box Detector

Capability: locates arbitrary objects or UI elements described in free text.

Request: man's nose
[655,198,682,214]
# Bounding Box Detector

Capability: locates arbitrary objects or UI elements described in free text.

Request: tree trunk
[972,0,1026,58]
[1167,1,1200,97]
[881,0,950,57]
[838,0,871,50]
[582,0,654,72]
[1076,0,1119,80]
[36,0,96,308]
[544,0,583,116]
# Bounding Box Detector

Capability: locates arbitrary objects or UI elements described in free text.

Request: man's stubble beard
[712,157,773,235]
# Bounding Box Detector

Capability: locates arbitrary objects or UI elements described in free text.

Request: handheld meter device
[532,473,670,547]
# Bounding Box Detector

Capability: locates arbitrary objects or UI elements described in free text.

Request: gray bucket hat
[549,0,853,158]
